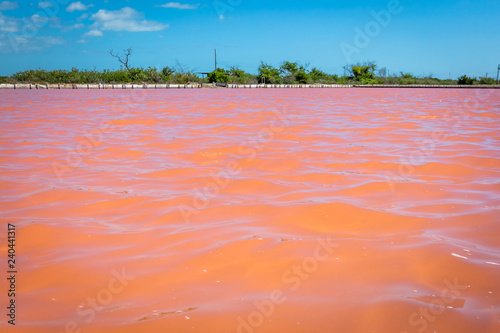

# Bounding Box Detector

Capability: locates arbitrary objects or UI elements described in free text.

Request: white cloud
[0,34,63,52]
[77,39,86,43]
[56,22,84,31]
[38,36,64,47]
[0,12,18,32]
[70,23,84,29]
[38,1,53,9]
[0,1,18,10]
[90,7,169,32]
[83,29,102,37]
[31,14,49,24]
[159,2,199,10]
[67,1,93,12]
[77,13,89,21]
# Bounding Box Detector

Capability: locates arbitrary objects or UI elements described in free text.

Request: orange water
[1,89,499,333]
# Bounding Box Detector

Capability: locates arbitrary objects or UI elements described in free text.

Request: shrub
[308,68,340,84]
[128,68,147,82]
[309,68,327,82]
[295,71,309,84]
[162,66,174,77]
[228,67,256,84]
[279,61,313,83]
[144,67,162,83]
[257,62,281,84]
[172,71,201,84]
[337,76,353,85]
[161,66,174,82]
[352,66,374,80]
[457,75,474,85]
[208,68,229,83]
[101,69,131,83]
[280,61,300,76]
[400,72,414,79]
[479,77,495,85]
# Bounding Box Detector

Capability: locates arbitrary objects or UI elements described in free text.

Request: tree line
[0,58,496,86]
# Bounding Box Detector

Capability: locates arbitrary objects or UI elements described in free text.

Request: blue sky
[0,0,499,78]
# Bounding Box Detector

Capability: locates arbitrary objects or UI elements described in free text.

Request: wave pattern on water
[0,89,499,333]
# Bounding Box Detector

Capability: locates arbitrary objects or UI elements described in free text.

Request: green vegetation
[457,75,474,85]
[208,68,229,83]
[309,68,339,84]
[279,61,309,84]
[479,77,496,85]
[8,66,205,84]
[0,76,13,83]
[227,67,255,84]
[257,62,281,84]
[3,61,498,86]
[348,62,377,84]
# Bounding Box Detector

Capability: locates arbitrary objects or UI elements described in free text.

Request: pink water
[0,88,499,333]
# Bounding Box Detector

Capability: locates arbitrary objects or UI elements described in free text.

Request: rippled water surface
[1,89,499,333]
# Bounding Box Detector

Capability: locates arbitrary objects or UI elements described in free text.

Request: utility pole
[497,64,500,84]
[215,49,217,71]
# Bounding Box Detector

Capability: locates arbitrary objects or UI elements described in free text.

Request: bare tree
[109,48,132,70]
[174,60,187,74]
[378,67,387,78]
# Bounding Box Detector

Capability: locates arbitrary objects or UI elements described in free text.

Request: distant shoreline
[1,83,499,90]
